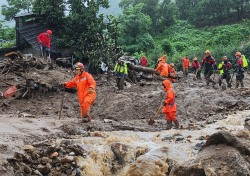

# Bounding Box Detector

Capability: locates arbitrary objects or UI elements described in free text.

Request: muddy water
[55,110,249,176]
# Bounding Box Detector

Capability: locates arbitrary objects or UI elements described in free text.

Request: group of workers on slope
[188,50,248,89]
[57,46,248,130]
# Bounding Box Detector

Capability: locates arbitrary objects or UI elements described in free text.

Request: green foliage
[118,3,154,54]
[1,0,33,20]
[33,0,65,33]
[0,21,15,48]
[158,20,250,67]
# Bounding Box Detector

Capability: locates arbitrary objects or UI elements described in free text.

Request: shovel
[58,88,65,120]
[148,101,164,125]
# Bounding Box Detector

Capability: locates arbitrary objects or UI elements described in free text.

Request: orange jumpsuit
[168,66,176,83]
[162,80,177,122]
[65,71,96,118]
[182,57,190,76]
[154,61,169,77]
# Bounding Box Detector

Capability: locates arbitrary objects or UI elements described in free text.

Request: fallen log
[129,64,181,79]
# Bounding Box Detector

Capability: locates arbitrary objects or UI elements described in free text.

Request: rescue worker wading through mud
[218,56,232,89]
[154,55,169,78]
[191,57,201,80]
[235,52,245,88]
[114,58,128,90]
[63,62,96,123]
[201,50,217,86]
[37,30,52,61]
[162,79,179,130]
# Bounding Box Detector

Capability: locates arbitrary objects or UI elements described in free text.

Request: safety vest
[242,55,248,68]
[114,63,128,74]
[218,62,224,75]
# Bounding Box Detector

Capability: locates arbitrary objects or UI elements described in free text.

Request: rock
[174,134,184,141]
[104,119,113,123]
[33,170,43,176]
[50,152,59,159]
[161,134,173,141]
[61,156,74,163]
[111,143,128,165]
[126,147,169,176]
[194,142,205,151]
[40,157,50,165]
[22,145,34,152]
[174,131,250,176]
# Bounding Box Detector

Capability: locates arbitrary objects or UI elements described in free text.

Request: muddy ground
[0,63,249,175]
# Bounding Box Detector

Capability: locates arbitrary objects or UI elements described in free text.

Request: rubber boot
[173,120,179,129]
[166,120,172,130]
[236,81,239,88]
[82,115,91,123]
[240,80,244,88]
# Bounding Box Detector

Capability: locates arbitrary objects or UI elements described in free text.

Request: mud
[0,65,250,175]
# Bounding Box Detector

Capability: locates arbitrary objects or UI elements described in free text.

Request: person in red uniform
[162,79,179,129]
[235,52,245,88]
[191,57,201,80]
[140,56,148,67]
[37,30,52,59]
[63,62,96,123]
[201,50,217,86]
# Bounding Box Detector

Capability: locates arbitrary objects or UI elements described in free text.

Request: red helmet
[74,62,84,70]
[47,30,52,35]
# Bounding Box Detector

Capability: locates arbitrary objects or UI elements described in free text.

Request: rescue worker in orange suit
[218,56,232,89]
[168,63,176,83]
[181,55,190,77]
[235,52,245,88]
[191,57,201,80]
[201,50,217,86]
[37,30,52,59]
[154,55,169,78]
[140,55,148,67]
[63,62,96,123]
[162,79,179,129]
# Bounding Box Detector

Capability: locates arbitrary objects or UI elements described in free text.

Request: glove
[60,83,66,87]
[162,101,166,106]
[88,87,94,94]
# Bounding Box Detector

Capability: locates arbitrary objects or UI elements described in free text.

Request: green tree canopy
[1,0,33,20]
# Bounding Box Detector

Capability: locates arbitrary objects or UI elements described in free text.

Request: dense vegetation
[1,0,250,69]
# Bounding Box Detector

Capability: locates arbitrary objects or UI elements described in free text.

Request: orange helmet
[47,30,52,35]
[74,62,84,71]
[235,52,241,57]
[205,50,211,55]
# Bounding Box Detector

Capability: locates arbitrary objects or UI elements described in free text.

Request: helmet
[170,63,174,67]
[235,52,241,57]
[47,30,52,35]
[193,57,198,61]
[205,50,211,55]
[222,56,227,61]
[74,62,84,71]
